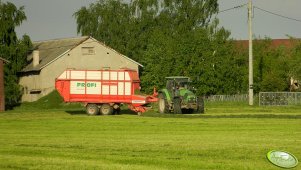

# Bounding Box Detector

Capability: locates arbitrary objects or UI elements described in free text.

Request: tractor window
[166,80,174,90]
[179,82,189,89]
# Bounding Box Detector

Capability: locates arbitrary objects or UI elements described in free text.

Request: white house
[19,36,142,102]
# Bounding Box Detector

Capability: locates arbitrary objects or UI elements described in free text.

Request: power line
[254,6,301,23]
[218,3,247,14]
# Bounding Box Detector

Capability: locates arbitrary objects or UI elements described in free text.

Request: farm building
[19,36,143,102]
[0,57,9,111]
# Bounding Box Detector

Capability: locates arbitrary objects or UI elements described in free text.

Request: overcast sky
[4,0,301,41]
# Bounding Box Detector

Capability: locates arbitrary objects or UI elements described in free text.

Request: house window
[82,47,95,55]
[30,89,41,94]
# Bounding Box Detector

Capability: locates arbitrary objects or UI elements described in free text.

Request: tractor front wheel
[158,93,169,113]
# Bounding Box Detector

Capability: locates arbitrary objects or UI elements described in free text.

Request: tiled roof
[21,36,90,72]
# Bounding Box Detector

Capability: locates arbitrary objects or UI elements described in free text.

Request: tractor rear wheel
[197,97,204,114]
[86,104,99,115]
[100,104,113,115]
[173,97,182,114]
[158,93,169,113]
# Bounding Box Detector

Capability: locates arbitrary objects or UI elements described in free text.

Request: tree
[75,0,249,95]
[74,0,133,59]
[140,18,245,95]
[235,38,300,93]
[0,1,32,108]
[289,40,301,82]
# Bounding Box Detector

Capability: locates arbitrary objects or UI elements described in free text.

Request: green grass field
[0,93,300,169]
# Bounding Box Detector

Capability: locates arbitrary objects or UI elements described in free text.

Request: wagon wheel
[100,104,113,115]
[86,104,99,115]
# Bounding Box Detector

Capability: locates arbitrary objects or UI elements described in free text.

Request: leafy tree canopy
[0,1,32,108]
[75,0,301,95]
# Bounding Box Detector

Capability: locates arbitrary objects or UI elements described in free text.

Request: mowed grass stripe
[1,110,300,170]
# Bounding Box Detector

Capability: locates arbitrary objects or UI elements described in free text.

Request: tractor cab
[166,76,191,96]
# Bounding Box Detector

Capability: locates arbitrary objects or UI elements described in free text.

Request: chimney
[33,50,40,67]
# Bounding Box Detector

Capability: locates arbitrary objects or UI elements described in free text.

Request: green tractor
[158,76,204,114]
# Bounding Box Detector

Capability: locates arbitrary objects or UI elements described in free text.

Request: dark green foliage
[0,1,32,108]
[75,0,245,95]
[75,0,301,95]
[140,23,245,95]
[250,38,296,92]
[289,40,301,84]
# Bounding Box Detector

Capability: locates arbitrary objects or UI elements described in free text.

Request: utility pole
[248,0,254,106]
